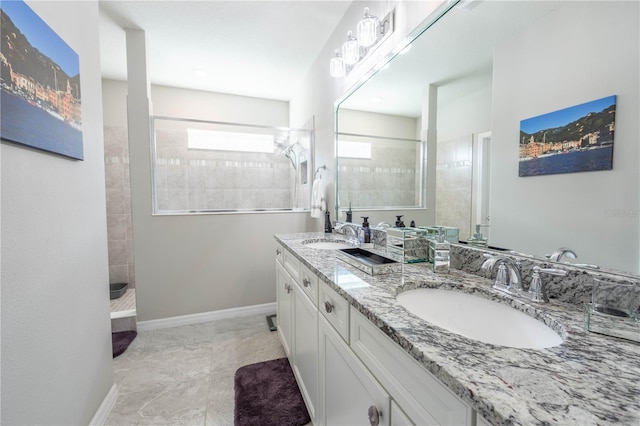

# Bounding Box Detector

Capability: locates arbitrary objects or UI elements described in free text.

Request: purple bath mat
[112,330,137,358]
[234,357,310,426]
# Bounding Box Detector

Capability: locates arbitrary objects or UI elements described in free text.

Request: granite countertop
[275,232,640,426]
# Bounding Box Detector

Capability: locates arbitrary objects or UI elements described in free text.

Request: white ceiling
[98,1,352,101]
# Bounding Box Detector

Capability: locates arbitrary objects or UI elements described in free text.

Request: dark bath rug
[234,357,311,426]
[112,330,137,358]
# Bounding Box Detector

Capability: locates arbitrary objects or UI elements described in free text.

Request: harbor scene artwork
[1,0,83,160]
[519,95,615,177]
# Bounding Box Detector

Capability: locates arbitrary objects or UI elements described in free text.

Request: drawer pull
[303,278,310,287]
[324,301,334,313]
[368,405,380,426]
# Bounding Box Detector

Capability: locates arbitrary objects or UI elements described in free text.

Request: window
[152,117,313,214]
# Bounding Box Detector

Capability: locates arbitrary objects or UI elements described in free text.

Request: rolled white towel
[310,178,324,218]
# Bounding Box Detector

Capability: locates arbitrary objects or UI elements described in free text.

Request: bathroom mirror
[335,0,639,275]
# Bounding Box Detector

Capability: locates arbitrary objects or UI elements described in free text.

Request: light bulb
[357,8,379,48]
[341,31,360,66]
[329,50,345,78]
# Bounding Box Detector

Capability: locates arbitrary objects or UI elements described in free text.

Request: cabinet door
[293,284,319,423]
[319,316,390,426]
[391,401,413,426]
[276,261,294,358]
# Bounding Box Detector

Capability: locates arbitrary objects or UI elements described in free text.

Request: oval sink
[302,239,354,250]
[396,289,563,349]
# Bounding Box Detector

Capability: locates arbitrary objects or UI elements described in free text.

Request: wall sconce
[330,7,395,78]
[329,49,346,78]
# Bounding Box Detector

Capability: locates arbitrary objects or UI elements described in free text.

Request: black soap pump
[346,202,353,223]
[361,216,371,243]
[395,215,405,228]
[324,210,332,233]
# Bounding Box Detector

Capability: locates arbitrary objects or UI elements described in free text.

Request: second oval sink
[396,289,563,349]
[302,239,354,250]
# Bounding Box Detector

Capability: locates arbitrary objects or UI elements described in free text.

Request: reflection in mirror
[335,1,639,274]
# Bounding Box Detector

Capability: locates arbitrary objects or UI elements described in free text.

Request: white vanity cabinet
[275,244,320,424]
[319,314,390,426]
[275,260,294,358]
[276,243,477,426]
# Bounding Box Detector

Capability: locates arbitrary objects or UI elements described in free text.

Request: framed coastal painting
[0,0,83,160]
[518,95,616,177]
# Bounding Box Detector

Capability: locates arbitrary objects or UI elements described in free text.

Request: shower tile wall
[104,126,135,288]
[155,130,299,211]
[338,140,420,208]
[435,135,472,241]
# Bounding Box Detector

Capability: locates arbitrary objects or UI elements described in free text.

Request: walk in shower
[151,116,314,214]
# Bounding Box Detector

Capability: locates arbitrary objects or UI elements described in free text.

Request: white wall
[490,1,639,273]
[1,2,113,424]
[102,80,316,321]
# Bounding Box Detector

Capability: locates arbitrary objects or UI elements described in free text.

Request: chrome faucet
[546,247,577,262]
[334,222,359,244]
[546,247,600,269]
[481,255,523,293]
[529,266,568,303]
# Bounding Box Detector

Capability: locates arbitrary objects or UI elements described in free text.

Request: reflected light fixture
[342,31,360,66]
[330,49,346,78]
[357,7,380,47]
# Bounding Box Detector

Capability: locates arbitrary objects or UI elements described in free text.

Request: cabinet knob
[324,301,334,313]
[368,405,380,426]
[285,284,292,294]
[276,248,281,256]
[303,278,310,287]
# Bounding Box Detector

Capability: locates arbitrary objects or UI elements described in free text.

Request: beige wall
[1,2,113,424]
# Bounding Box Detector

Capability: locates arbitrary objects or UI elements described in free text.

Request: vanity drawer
[283,248,301,283]
[275,242,284,265]
[350,308,473,426]
[299,263,319,307]
[319,281,350,342]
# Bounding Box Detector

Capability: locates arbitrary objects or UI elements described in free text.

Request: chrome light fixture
[329,49,346,78]
[329,7,395,78]
[341,31,360,66]
[356,7,379,47]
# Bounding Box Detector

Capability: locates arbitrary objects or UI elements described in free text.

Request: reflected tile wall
[436,135,473,241]
[104,126,135,288]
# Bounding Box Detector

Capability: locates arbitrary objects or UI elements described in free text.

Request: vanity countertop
[275,232,640,426]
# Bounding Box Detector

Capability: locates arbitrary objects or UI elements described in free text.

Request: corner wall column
[422,84,437,224]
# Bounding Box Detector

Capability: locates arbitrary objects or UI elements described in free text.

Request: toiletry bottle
[346,202,353,223]
[395,215,405,228]
[430,226,450,273]
[468,224,488,247]
[410,220,416,228]
[361,216,371,243]
[324,210,332,233]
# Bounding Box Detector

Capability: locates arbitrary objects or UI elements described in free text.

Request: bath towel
[310,177,325,218]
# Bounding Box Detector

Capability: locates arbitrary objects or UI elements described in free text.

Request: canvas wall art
[1,0,83,160]
[519,95,616,177]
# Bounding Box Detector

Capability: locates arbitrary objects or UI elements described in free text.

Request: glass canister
[584,276,640,342]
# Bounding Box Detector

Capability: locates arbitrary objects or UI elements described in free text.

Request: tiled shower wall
[338,138,421,208]
[104,125,135,288]
[154,129,303,211]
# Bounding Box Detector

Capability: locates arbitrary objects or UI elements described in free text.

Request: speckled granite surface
[275,232,640,426]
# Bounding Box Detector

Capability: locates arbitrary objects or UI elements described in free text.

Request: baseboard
[137,302,277,331]
[89,383,118,425]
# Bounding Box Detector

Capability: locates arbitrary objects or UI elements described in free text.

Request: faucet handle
[528,266,567,303]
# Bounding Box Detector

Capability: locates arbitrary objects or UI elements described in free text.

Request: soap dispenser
[346,202,353,223]
[360,216,371,244]
[324,210,332,233]
[395,215,405,228]
[468,224,488,247]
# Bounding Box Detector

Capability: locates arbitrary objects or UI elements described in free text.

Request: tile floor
[106,313,285,425]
